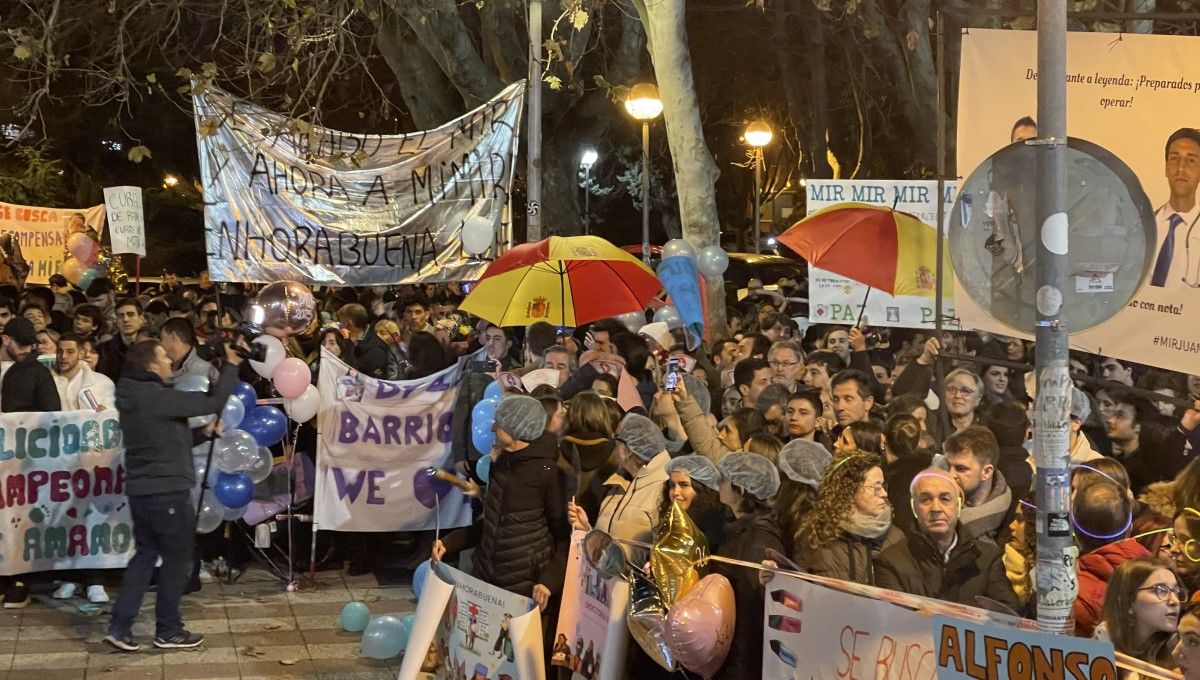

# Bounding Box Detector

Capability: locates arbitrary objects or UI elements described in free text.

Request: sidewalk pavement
[0,567,415,680]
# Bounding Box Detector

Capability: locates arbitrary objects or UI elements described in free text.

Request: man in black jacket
[0,316,61,413]
[874,467,1019,610]
[335,303,387,379]
[105,338,243,652]
[96,298,147,381]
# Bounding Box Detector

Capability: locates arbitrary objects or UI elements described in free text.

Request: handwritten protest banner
[103,186,145,257]
[399,561,544,680]
[0,409,132,576]
[958,29,1200,375]
[805,180,957,330]
[194,81,524,285]
[553,531,629,680]
[933,615,1118,680]
[313,351,472,532]
[0,202,105,284]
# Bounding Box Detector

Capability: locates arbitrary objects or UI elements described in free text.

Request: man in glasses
[1072,480,1148,637]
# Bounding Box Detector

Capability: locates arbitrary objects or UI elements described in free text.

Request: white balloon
[696,245,729,277]
[461,216,495,255]
[662,238,696,261]
[617,310,647,334]
[196,498,225,534]
[188,413,216,429]
[174,374,210,393]
[249,334,286,379]
[247,446,275,484]
[222,503,249,521]
[214,429,259,473]
[284,384,320,423]
[652,305,683,329]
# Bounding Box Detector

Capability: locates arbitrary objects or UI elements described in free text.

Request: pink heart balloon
[663,573,735,678]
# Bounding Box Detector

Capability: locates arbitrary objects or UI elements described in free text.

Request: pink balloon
[664,574,735,679]
[61,257,82,285]
[271,357,311,399]
[67,232,99,264]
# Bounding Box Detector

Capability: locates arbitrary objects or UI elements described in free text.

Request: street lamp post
[580,149,598,235]
[625,83,663,265]
[744,119,773,254]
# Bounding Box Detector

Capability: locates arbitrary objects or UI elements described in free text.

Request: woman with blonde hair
[792,452,901,585]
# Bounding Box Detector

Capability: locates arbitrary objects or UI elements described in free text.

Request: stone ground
[0,567,416,680]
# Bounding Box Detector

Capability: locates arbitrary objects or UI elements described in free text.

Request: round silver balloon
[696,246,729,277]
[661,238,696,262]
[255,281,317,337]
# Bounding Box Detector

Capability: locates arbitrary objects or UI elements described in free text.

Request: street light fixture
[745,119,773,254]
[580,149,598,235]
[625,83,662,265]
[162,174,180,189]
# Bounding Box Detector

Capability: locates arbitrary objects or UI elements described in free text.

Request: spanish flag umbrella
[459,235,663,327]
[777,202,951,299]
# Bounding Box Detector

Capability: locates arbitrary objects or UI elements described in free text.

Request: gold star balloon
[650,500,709,607]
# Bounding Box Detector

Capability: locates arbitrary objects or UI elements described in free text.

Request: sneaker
[104,632,140,652]
[86,585,109,603]
[153,630,205,649]
[52,582,79,599]
[3,582,29,608]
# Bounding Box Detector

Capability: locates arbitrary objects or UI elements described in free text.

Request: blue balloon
[241,405,288,447]
[412,559,432,602]
[471,420,495,454]
[221,395,246,429]
[483,380,505,402]
[471,398,498,425]
[213,470,254,509]
[340,601,370,633]
[475,454,492,483]
[360,614,407,659]
[233,381,258,413]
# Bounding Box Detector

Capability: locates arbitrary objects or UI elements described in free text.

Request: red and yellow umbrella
[459,235,662,327]
[778,202,950,298]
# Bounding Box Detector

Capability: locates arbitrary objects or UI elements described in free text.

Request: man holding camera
[105,337,244,652]
[160,317,219,384]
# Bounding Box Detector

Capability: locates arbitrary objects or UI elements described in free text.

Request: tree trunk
[479,0,529,83]
[796,2,832,178]
[373,12,463,128]
[860,0,937,171]
[632,0,727,332]
[384,0,505,105]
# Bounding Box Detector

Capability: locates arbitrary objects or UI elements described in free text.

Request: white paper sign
[102,186,145,257]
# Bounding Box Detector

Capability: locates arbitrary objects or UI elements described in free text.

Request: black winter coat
[713,512,785,680]
[473,432,570,598]
[873,524,1019,610]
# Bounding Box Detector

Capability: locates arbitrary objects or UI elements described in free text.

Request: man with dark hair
[733,357,772,410]
[1105,385,1198,494]
[1,315,61,415]
[941,425,1012,545]
[400,296,434,342]
[335,302,387,379]
[194,296,220,342]
[736,332,770,361]
[105,338,245,652]
[1072,480,1146,637]
[980,402,1033,500]
[1150,127,1200,288]
[801,349,843,392]
[1010,116,1038,143]
[144,299,170,333]
[85,278,117,326]
[829,368,874,427]
[1097,355,1142,387]
[522,321,559,370]
[0,296,14,332]
[97,298,147,381]
[160,317,218,384]
[588,319,626,355]
[54,331,115,411]
[73,303,105,341]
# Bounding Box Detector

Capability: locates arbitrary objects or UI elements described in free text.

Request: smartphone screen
[664,357,680,392]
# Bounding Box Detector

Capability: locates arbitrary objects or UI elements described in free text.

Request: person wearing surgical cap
[712,452,786,680]
[774,439,832,555]
[659,455,725,550]
[434,395,570,613]
[567,413,670,566]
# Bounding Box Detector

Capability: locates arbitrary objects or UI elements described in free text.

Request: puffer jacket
[873,524,1020,610]
[713,512,786,680]
[798,525,904,586]
[1074,538,1150,638]
[595,451,669,566]
[473,432,570,598]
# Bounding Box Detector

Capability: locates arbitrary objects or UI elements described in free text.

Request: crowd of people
[5,268,1200,674]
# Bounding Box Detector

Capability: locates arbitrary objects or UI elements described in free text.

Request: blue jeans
[109,490,195,638]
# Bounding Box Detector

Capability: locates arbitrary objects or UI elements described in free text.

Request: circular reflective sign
[950,138,1155,333]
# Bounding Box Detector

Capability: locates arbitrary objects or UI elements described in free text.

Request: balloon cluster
[469,380,505,461]
[62,230,128,289]
[247,281,321,422]
[340,601,416,660]
[653,239,729,334]
[185,378,284,533]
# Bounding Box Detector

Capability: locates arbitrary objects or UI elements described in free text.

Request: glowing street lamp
[625,83,662,264]
[745,119,773,253]
[162,174,180,189]
[580,149,599,235]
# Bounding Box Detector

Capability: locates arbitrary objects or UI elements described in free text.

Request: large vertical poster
[957,29,1200,374]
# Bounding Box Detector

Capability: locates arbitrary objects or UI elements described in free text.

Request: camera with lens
[195,305,269,364]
